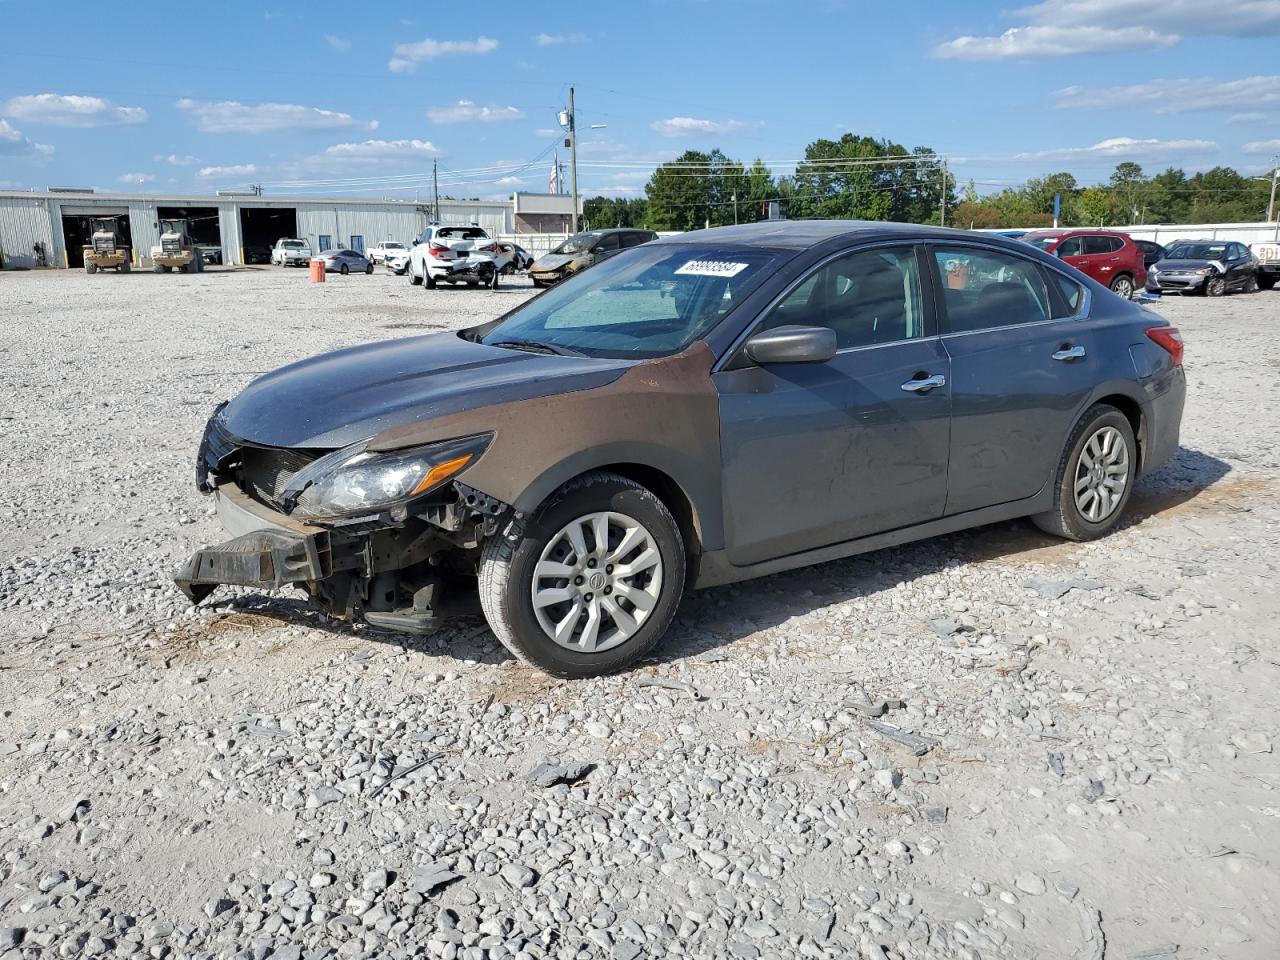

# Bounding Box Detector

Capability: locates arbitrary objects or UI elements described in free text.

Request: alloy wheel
[1074,426,1129,522]
[531,511,664,653]
[1112,276,1133,298]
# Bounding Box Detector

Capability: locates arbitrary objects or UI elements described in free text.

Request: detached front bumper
[174,484,336,604]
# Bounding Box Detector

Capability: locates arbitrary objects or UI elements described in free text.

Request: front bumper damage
[175,414,518,632]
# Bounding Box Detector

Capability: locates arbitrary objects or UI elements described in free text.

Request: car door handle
[900,374,946,392]
[1052,345,1086,361]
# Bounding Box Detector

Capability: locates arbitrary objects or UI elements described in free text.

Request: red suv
[1023,230,1147,299]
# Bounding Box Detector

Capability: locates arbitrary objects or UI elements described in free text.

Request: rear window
[1047,271,1084,317]
[437,227,487,240]
[1082,235,1123,255]
[281,240,304,248]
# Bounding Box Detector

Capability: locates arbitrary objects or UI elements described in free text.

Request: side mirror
[744,325,837,365]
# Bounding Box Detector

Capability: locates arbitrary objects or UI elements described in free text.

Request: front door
[715,244,951,567]
[930,244,1099,515]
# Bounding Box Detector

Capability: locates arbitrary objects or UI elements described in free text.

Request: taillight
[428,244,449,257]
[1147,326,1183,366]
[479,243,498,253]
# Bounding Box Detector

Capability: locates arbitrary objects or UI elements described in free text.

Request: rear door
[591,232,623,264]
[715,243,951,566]
[1055,235,1093,281]
[931,243,1099,515]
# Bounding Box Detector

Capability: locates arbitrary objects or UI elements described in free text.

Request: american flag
[549,155,559,194]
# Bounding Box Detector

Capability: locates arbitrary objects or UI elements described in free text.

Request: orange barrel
[310,258,326,283]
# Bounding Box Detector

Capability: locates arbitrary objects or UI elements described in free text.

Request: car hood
[1155,258,1219,271]
[532,253,578,271]
[219,332,632,448]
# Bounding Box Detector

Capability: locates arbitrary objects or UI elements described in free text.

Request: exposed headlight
[281,433,492,520]
[1194,267,1213,276]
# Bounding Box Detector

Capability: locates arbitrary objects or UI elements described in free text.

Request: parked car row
[1021,229,1275,299]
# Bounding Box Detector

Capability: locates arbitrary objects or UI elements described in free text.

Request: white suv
[408,225,500,289]
[271,238,311,267]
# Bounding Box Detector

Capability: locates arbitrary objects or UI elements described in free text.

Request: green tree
[582,196,649,229]
[1108,162,1146,223]
[785,134,951,223]
[1078,187,1120,227]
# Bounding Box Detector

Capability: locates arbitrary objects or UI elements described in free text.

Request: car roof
[1023,228,1132,239]
[656,219,1053,251]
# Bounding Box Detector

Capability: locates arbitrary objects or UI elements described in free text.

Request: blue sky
[1,0,1278,199]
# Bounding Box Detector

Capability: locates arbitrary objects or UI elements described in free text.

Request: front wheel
[1032,405,1136,542]
[365,263,373,275]
[339,264,349,275]
[1109,274,1134,299]
[479,472,686,678]
[408,266,422,285]
[1205,275,1226,297]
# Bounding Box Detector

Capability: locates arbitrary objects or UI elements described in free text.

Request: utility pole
[1268,162,1279,223]
[567,86,580,233]
[732,191,738,225]
[939,158,947,228]
[432,158,440,223]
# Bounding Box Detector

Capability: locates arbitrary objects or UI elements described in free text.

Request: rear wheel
[1109,274,1134,299]
[1258,273,1276,291]
[119,262,131,273]
[340,264,349,275]
[152,263,164,274]
[85,261,97,274]
[479,472,686,678]
[1205,275,1226,297]
[1033,405,1136,542]
[365,263,373,275]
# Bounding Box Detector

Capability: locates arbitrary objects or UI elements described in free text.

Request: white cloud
[534,32,587,46]
[936,25,1175,59]
[1014,137,1217,162]
[1052,75,1280,113]
[155,153,200,166]
[177,98,375,134]
[496,175,523,185]
[1228,111,1270,124]
[651,116,753,137]
[0,118,53,157]
[2,93,146,127]
[427,100,525,124]
[198,163,258,179]
[935,0,1280,59]
[118,172,155,184]
[535,127,561,138]
[326,34,351,52]
[1243,139,1280,154]
[388,36,497,72]
[322,138,441,160]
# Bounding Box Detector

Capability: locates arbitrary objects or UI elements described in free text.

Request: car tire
[424,274,436,289]
[409,266,422,285]
[1109,274,1134,299]
[1205,275,1226,297]
[1032,404,1137,542]
[478,471,686,678]
[340,264,349,276]
[1244,274,1258,294]
[365,263,373,275]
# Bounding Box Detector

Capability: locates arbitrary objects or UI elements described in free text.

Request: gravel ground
[1,266,1278,960]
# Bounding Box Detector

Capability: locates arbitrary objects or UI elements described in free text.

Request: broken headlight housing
[281,433,492,521]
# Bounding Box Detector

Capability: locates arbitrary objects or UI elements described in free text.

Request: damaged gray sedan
[177,221,1185,677]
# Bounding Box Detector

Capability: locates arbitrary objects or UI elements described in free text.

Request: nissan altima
[177,221,1186,677]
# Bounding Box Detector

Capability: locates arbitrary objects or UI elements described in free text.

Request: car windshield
[282,240,305,248]
[1023,235,1062,251]
[384,242,405,250]
[1165,243,1227,260]
[481,244,781,359]
[553,234,601,255]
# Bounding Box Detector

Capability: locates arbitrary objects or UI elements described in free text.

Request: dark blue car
[178,220,1186,677]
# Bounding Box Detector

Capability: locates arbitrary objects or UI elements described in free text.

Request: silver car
[319,248,374,275]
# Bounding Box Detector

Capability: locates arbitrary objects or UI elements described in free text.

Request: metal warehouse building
[0,190,532,269]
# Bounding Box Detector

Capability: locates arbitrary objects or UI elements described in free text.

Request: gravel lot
[2,266,1278,960]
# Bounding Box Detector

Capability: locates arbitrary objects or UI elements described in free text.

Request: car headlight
[281,433,492,520]
[1195,267,1213,276]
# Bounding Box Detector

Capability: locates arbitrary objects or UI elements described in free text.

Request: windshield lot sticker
[675,260,749,278]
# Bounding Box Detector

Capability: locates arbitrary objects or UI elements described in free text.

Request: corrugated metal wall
[0,195,56,268]
[2,193,517,268]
